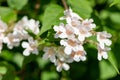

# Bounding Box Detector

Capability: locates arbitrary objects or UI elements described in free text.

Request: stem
[61,0,68,10]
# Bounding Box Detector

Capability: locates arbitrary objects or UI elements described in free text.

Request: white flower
[57,47,73,63]
[60,8,82,22]
[82,19,96,30]
[53,23,75,39]
[3,33,20,49]
[13,16,30,40]
[97,31,112,49]
[55,60,70,72]
[77,26,92,42]
[72,50,87,62]
[60,39,84,55]
[22,37,38,56]
[42,47,56,63]
[97,45,111,61]
[24,18,40,35]
[13,16,40,40]
[53,23,66,38]
[98,51,108,61]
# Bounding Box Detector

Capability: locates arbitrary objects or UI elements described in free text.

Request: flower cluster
[0,16,39,56]
[42,8,112,72]
[0,8,112,72]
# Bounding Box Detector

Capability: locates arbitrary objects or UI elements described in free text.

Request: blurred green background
[0,0,120,80]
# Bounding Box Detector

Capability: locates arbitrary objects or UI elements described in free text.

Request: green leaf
[39,4,64,36]
[99,60,117,79]
[36,57,49,69]
[110,12,120,24]
[1,50,14,61]
[0,75,2,80]
[0,66,7,74]
[0,62,15,80]
[41,71,59,80]
[108,51,120,74]
[67,0,92,18]
[13,53,24,68]
[7,0,28,10]
[110,0,120,7]
[0,7,17,23]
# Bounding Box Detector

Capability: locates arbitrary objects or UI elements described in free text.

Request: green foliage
[0,7,17,23]
[99,60,117,79]
[0,62,15,80]
[108,51,119,74]
[0,0,120,80]
[41,71,59,80]
[0,66,7,74]
[7,0,28,10]
[110,0,120,6]
[39,4,64,35]
[67,0,92,18]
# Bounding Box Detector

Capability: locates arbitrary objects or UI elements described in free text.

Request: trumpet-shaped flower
[42,47,56,63]
[60,39,84,55]
[55,60,70,72]
[97,31,112,49]
[71,50,86,62]
[3,33,21,49]
[97,44,111,60]
[22,37,38,56]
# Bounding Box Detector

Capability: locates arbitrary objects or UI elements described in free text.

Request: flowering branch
[0,7,112,72]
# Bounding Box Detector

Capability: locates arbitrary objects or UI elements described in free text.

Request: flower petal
[64,47,72,55]
[78,35,85,42]
[102,52,108,59]
[98,53,102,61]
[22,42,29,48]
[56,65,62,72]
[23,49,30,56]
[62,63,70,71]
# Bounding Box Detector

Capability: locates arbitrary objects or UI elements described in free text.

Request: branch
[61,0,68,10]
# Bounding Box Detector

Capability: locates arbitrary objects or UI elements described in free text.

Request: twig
[61,0,68,10]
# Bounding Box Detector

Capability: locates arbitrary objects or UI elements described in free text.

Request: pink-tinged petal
[23,49,30,56]
[98,53,102,61]
[80,56,86,61]
[66,17,72,24]
[60,40,67,46]
[22,42,29,48]
[53,26,59,31]
[64,47,72,55]
[102,52,108,59]
[50,55,56,63]
[3,37,9,43]
[74,45,84,51]
[104,39,112,46]
[33,49,38,54]
[62,63,70,71]
[99,43,105,49]
[59,33,67,38]
[56,65,62,72]
[78,35,85,42]
[42,53,49,60]
[54,34,59,38]
[73,55,80,62]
